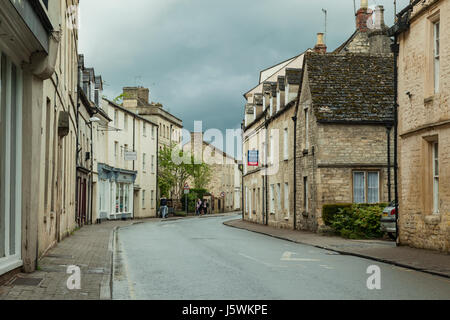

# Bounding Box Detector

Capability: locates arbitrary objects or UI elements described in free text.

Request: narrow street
[112,215,450,300]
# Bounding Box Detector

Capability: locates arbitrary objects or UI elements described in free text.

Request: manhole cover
[11,277,43,287]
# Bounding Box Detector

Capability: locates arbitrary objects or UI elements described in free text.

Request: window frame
[433,142,439,214]
[433,20,440,94]
[352,170,380,204]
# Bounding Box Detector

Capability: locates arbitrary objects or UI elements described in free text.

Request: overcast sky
[79,0,409,135]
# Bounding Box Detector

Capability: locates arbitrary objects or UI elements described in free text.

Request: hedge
[322,203,389,226]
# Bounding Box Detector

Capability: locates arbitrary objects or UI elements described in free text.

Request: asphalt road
[112,215,450,300]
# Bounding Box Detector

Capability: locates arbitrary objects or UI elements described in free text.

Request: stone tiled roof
[305,52,394,123]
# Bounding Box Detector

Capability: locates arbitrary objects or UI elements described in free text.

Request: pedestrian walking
[202,199,207,215]
[160,195,168,219]
[195,198,202,216]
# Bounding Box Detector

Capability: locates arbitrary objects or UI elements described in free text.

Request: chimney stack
[356,0,372,32]
[313,33,327,54]
[373,5,386,30]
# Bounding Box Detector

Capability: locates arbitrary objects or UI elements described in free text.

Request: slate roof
[305,52,395,124]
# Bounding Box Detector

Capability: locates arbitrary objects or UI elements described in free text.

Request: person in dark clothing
[160,195,168,218]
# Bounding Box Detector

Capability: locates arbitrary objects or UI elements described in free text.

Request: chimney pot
[361,0,368,9]
[314,33,327,54]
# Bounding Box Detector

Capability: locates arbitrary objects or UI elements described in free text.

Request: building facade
[184,132,240,213]
[94,98,159,221]
[122,86,183,151]
[242,68,302,229]
[1,0,79,278]
[395,0,450,252]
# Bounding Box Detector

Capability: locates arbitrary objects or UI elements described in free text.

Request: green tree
[158,144,211,200]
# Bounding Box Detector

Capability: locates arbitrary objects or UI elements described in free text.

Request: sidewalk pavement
[224,219,450,278]
[0,212,240,300]
[0,220,137,300]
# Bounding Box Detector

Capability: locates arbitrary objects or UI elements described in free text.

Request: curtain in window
[353,172,365,204]
[367,172,379,204]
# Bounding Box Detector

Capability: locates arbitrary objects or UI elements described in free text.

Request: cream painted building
[1,0,80,278]
[122,86,183,152]
[93,98,159,221]
[394,0,450,252]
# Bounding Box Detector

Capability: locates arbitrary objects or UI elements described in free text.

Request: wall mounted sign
[247,150,259,167]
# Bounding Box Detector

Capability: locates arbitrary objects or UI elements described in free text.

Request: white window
[152,126,155,139]
[434,21,440,93]
[245,187,249,213]
[283,128,289,160]
[367,172,380,204]
[114,141,118,158]
[353,172,366,204]
[284,183,289,216]
[304,107,309,149]
[270,184,275,213]
[0,52,23,269]
[142,153,146,172]
[124,115,128,131]
[433,142,439,214]
[277,91,281,112]
[276,183,281,211]
[249,189,252,218]
[115,110,119,127]
[142,190,146,209]
[304,177,308,212]
[151,190,155,209]
[353,171,380,204]
[143,122,147,137]
[270,135,274,165]
[151,155,155,173]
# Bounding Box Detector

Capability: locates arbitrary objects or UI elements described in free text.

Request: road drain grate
[11,277,43,287]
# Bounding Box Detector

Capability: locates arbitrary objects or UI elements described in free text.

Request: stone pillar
[21,70,44,273]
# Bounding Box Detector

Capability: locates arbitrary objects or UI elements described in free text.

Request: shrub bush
[322,204,353,226]
[328,204,386,239]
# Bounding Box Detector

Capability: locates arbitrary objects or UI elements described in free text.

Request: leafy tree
[158,144,211,200]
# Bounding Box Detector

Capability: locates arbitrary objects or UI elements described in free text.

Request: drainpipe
[90,122,93,225]
[264,112,269,226]
[156,125,160,216]
[240,122,244,220]
[292,114,298,230]
[392,35,400,247]
[386,126,392,203]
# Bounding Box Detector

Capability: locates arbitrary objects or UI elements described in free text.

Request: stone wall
[397,0,450,252]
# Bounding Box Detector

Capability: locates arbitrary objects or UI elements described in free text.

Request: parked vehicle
[380,201,397,240]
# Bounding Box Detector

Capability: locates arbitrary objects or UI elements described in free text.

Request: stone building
[242,36,307,227]
[294,52,395,231]
[94,98,159,221]
[1,0,80,279]
[184,132,239,213]
[122,86,183,151]
[394,0,450,252]
[241,0,395,232]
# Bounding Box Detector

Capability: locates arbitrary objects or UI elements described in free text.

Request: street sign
[184,189,190,195]
[184,183,190,190]
[248,150,259,167]
[124,151,137,161]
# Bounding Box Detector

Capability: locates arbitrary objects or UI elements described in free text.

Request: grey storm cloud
[79,0,409,133]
